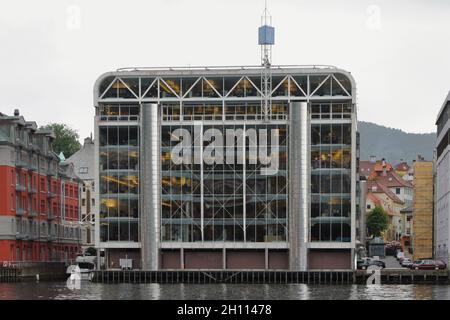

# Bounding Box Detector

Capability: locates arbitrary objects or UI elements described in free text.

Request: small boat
[66,255,96,281]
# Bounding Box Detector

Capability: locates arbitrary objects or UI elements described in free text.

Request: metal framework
[97,71,352,103]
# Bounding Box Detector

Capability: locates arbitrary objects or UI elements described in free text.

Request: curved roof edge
[435,90,450,125]
[93,65,357,106]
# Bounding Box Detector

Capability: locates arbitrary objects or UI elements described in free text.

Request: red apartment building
[0,110,82,263]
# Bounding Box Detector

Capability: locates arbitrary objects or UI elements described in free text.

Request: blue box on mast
[258,25,275,45]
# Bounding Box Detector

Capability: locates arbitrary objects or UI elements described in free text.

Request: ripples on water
[1,282,450,300]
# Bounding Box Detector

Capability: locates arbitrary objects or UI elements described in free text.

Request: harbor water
[1,282,450,300]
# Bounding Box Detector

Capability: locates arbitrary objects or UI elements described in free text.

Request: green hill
[358,121,436,163]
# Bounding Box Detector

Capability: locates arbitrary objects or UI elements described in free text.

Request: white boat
[66,255,96,281]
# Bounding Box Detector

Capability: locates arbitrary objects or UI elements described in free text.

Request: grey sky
[1,0,449,140]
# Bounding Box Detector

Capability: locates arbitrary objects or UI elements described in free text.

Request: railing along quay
[91,270,355,285]
[355,269,450,285]
[91,269,450,285]
[0,267,21,282]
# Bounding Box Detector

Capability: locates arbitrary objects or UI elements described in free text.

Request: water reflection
[0,282,450,300]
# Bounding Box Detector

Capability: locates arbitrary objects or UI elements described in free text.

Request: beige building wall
[413,161,434,260]
[370,193,403,241]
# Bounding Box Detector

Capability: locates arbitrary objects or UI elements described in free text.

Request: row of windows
[437,101,450,136]
[311,102,352,119]
[161,102,289,121]
[162,174,288,196]
[13,170,68,194]
[100,221,139,242]
[161,223,287,242]
[311,124,352,145]
[98,101,351,122]
[437,127,450,159]
[15,219,81,239]
[311,172,351,194]
[100,198,139,219]
[99,150,139,171]
[99,126,139,147]
[64,204,79,219]
[9,244,80,262]
[64,184,79,198]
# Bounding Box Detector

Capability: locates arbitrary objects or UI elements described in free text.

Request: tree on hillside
[41,123,81,158]
[367,206,389,238]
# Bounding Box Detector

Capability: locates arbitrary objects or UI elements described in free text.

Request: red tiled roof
[367,192,381,206]
[394,162,410,172]
[366,180,404,204]
[376,171,413,188]
[360,160,393,177]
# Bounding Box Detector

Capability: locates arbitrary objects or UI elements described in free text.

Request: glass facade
[310,121,352,242]
[161,121,288,243]
[95,68,355,253]
[99,124,140,242]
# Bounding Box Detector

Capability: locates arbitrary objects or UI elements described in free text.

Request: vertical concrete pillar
[265,248,269,270]
[180,248,184,270]
[359,180,367,244]
[222,248,226,270]
[141,103,160,270]
[289,101,309,271]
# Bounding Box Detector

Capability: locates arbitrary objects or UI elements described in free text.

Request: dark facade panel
[160,250,181,269]
[227,250,265,269]
[107,248,141,269]
[185,251,222,269]
[308,249,351,270]
[268,250,289,269]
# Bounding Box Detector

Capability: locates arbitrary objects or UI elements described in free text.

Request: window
[396,188,400,195]
[82,199,86,206]
[367,204,371,210]
[78,167,88,174]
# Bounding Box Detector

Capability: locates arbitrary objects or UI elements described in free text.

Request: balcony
[47,191,57,199]
[28,187,37,194]
[28,210,38,218]
[28,144,41,154]
[28,234,38,241]
[15,233,28,240]
[47,235,55,242]
[28,163,38,171]
[47,169,56,177]
[15,159,28,169]
[47,213,55,221]
[15,208,26,216]
[15,184,26,192]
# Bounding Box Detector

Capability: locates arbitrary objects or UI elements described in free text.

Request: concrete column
[180,248,184,270]
[222,248,226,270]
[140,103,160,270]
[289,101,309,271]
[359,180,367,244]
[265,248,269,270]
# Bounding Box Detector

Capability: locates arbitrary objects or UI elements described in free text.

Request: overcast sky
[1,0,449,139]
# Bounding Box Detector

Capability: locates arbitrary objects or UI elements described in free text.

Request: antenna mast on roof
[259,0,275,121]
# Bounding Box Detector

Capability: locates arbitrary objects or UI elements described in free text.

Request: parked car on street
[357,258,386,270]
[396,251,405,261]
[401,258,413,268]
[411,259,446,270]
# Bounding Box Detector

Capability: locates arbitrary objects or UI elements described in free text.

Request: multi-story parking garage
[93,65,358,270]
